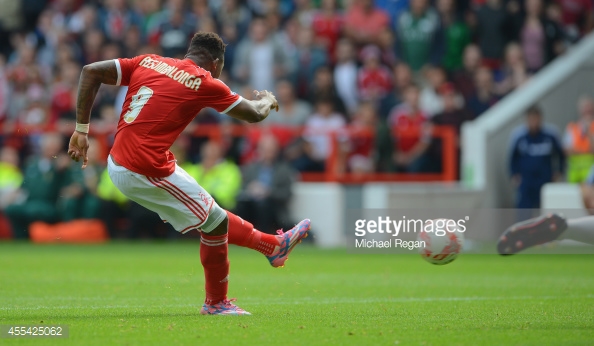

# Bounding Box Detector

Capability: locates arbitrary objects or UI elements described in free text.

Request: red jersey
[388,104,430,153]
[357,66,392,100]
[312,12,343,62]
[109,54,241,177]
[556,0,593,26]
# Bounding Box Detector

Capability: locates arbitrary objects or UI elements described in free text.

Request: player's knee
[208,217,228,236]
[200,203,228,235]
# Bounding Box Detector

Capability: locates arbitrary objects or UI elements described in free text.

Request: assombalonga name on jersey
[138,56,203,91]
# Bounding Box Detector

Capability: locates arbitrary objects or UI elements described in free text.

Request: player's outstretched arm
[68,60,119,168]
[226,90,279,124]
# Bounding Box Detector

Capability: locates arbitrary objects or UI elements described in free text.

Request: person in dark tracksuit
[509,106,565,209]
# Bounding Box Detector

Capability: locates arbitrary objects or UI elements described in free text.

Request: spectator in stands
[466,66,500,118]
[273,15,298,60]
[556,0,594,41]
[385,62,413,112]
[546,3,567,42]
[233,17,287,93]
[507,0,566,72]
[190,140,242,211]
[132,0,161,35]
[377,28,399,69]
[496,42,530,96]
[6,42,49,126]
[294,98,346,172]
[396,0,442,72]
[432,83,473,136]
[509,106,565,208]
[388,84,434,172]
[452,44,483,101]
[191,0,214,22]
[563,96,594,183]
[420,66,448,117]
[338,102,377,175]
[215,0,251,37]
[50,61,80,125]
[96,164,129,238]
[60,138,103,221]
[268,80,312,127]
[312,0,344,63]
[474,0,510,69]
[0,147,23,209]
[150,4,196,58]
[220,23,239,77]
[431,83,473,174]
[82,29,105,65]
[375,0,410,27]
[21,84,49,130]
[4,133,74,238]
[437,0,471,73]
[122,25,143,58]
[98,0,142,42]
[334,39,359,115]
[0,0,22,36]
[294,25,328,98]
[344,0,390,47]
[292,0,316,28]
[237,134,295,233]
[308,66,345,115]
[357,45,392,103]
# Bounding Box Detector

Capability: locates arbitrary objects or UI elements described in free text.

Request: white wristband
[75,123,90,134]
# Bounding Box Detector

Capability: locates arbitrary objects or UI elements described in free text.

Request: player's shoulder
[199,72,232,91]
[542,123,561,138]
[122,53,162,63]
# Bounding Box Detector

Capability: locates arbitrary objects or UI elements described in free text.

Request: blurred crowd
[0,0,591,238]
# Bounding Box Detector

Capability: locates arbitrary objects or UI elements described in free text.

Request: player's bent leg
[497,213,567,255]
[266,218,311,268]
[225,211,311,268]
[108,159,249,315]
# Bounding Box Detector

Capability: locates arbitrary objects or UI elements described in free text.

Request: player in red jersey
[67,32,311,315]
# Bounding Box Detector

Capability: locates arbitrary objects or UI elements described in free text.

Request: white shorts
[107,155,226,233]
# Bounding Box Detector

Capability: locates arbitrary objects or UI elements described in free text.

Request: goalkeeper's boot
[266,219,311,268]
[497,213,567,255]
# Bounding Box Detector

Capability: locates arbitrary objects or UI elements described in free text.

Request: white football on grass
[417,219,464,265]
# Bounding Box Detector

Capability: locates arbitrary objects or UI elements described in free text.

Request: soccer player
[66,32,311,315]
[498,214,594,254]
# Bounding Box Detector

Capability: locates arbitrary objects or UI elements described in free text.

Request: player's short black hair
[526,105,542,117]
[186,32,227,61]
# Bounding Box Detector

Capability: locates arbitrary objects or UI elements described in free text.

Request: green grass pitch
[0,242,593,345]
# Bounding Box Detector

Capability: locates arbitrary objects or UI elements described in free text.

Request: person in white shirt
[292,99,346,172]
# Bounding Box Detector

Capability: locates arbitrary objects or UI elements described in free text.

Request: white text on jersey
[138,56,202,91]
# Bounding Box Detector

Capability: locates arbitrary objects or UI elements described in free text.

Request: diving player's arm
[68,60,119,168]
[226,90,279,124]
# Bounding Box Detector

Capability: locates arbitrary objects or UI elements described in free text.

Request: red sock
[226,211,279,256]
[200,232,229,305]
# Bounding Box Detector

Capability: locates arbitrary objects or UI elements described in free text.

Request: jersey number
[124,86,154,123]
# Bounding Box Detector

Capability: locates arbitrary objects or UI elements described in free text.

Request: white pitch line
[1,295,592,311]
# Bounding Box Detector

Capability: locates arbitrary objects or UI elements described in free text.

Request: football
[417,219,465,265]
